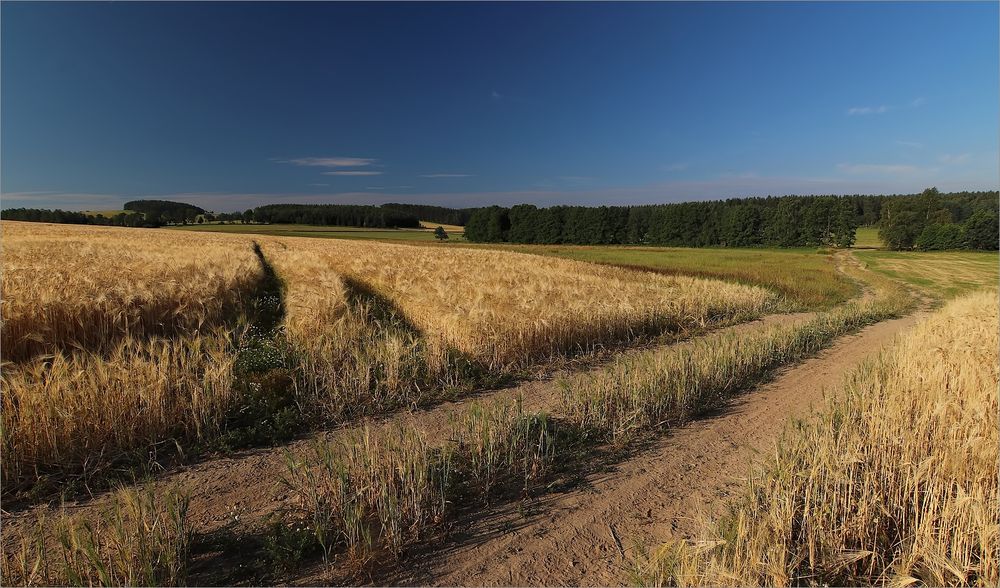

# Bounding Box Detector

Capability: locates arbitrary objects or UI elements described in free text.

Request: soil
[362,311,927,587]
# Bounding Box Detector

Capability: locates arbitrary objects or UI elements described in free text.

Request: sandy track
[366,310,927,587]
[160,313,813,534]
[0,313,810,551]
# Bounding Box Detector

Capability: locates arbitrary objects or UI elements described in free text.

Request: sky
[2,1,997,212]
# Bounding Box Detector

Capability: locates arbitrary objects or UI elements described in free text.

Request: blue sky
[2,1,997,212]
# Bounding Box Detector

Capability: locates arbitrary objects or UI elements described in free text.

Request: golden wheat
[1,331,237,492]
[257,237,777,370]
[562,257,912,443]
[1,221,261,362]
[633,289,998,586]
[1,223,774,499]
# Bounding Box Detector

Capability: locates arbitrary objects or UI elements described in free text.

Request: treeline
[123,200,205,224]
[247,204,420,228]
[0,208,158,227]
[381,203,477,226]
[464,189,998,250]
[880,188,998,250]
[465,196,860,247]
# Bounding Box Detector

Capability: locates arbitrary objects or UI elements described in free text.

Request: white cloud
[321,170,383,176]
[275,156,377,168]
[420,173,474,178]
[847,105,890,116]
[836,163,919,175]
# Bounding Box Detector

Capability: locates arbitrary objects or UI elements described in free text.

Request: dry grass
[1,221,261,363]
[2,485,191,586]
[283,398,552,562]
[258,237,777,371]
[633,289,997,586]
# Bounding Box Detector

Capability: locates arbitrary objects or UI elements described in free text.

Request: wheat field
[257,237,777,370]
[633,288,998,586]
[1,222,261,363]
[1,222,775,496]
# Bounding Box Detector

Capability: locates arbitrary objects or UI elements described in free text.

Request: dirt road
[369,310,926,587]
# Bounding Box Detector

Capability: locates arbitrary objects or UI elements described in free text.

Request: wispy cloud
[275,156,377,168]
[420,173,474,178]
[847,105,890,116]
[939,153,972,164]
[322,170,383,176]
[847,97,926,116]
[837,163,919,175]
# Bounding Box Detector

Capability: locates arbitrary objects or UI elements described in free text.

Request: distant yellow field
[419,220,465,233]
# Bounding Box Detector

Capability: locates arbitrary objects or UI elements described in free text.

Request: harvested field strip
[635,289,998,587]
[1,222,262,363]
[855,249,998,301]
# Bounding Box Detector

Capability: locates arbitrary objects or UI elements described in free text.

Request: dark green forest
[463,189,998,250]
[4,190,996,250]
[381,203,477,226]
[247,204,420,227]
[123,200,205,224]
[1,208,157,227]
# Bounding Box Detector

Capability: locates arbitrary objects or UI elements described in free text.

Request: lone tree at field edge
[434,226,449,241]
